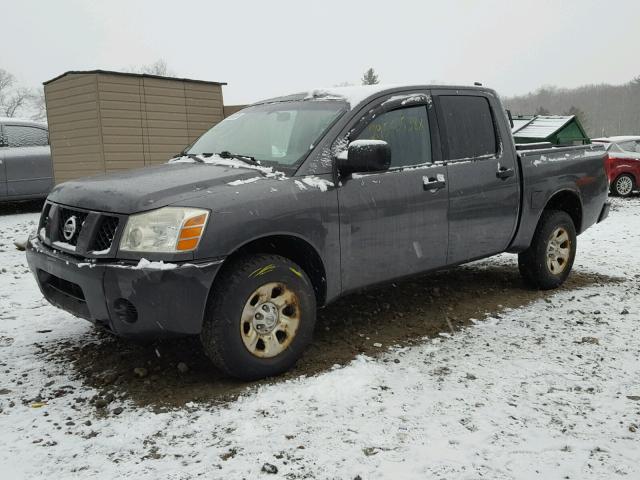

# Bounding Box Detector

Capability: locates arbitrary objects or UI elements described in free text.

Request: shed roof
[43,69,226,86]
[511,117,534,132]
[513,115,575,139]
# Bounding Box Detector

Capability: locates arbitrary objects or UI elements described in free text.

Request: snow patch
[169,154,287,180]
[134,258,178,270]
[52,241,76,252]
[381,93,432,107]
[305,84,399,110]
[301,176,334,192]
[227,177,262,186]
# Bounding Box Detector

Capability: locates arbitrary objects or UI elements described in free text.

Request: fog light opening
[113,298,138,324]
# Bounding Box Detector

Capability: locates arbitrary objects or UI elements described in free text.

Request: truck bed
[508,143,609,252]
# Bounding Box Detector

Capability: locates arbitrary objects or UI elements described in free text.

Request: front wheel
[518,210,577,290]
[201,254,316,380]
[612,173,635,197]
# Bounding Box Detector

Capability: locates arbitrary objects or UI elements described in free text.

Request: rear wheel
[518,210,576,290]
[201,254,316,380]
[612,174,635,197]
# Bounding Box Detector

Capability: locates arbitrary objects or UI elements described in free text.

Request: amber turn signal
[176,213,209,251]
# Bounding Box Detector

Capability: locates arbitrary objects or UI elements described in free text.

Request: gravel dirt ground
[0,197,638,479]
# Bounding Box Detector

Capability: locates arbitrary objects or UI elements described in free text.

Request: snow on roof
[305,84,401,109]
[511,117,534,133]
[44,69,226,86]
[592,135,640,143]
[0,117,47,127]
[513,115,575,139]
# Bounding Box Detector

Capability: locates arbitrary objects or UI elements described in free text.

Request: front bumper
[26,236,223,338]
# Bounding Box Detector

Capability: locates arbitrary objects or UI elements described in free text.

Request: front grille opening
[58,208,88,246]
[92,216,119,253]
[38,270,85,301]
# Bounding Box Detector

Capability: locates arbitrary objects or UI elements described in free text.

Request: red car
[592,136,640,197]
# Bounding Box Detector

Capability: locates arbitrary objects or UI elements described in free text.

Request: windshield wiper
[177,153,204,163]
[216,151,260,166]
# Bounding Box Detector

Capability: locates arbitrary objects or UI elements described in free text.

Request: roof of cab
[252,84,495,110]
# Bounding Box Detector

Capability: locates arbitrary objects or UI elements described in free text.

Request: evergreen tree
[361,68,380,85]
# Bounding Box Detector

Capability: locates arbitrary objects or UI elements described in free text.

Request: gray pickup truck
[26,84,610,380]
[0,118,53,201]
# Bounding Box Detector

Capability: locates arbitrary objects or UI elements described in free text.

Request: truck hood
[48,162,264,214]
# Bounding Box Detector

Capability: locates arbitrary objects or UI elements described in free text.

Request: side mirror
[337,140,391,176]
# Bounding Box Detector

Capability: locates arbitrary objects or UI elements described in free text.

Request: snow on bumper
[25,236,222,337]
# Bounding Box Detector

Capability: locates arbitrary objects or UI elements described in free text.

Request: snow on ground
[0,198,639,479]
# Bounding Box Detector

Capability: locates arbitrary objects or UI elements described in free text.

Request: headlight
[119,207,209,253]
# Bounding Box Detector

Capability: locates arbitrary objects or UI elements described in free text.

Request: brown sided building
[43,70,226,184]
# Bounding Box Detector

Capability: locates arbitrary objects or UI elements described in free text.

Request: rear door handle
[423,174,446,192]
[496,167,514,179]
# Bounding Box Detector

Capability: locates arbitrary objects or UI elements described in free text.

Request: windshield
[186,101,347,167]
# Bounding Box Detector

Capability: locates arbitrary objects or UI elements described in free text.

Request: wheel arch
[214,234,328,307]
[543,189,583,233]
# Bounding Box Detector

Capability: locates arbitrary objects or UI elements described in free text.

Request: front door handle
[496,166,514,179]
[423,174,446,192]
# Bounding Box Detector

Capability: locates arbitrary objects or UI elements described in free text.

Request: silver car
[0,117,53,201]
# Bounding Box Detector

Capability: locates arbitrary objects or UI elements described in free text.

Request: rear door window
[621,140,640,153]
[5,125,49,147]
[438,95,497,160]
[354,106,431,168]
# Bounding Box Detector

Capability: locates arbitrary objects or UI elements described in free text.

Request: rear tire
[612,173,635,197]
[201,254,316,381]
[518,210,576,290]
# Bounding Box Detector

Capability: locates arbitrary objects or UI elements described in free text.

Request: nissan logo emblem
[62,216,77,241]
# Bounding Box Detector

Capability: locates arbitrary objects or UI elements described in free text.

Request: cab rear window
[438,95,497,160]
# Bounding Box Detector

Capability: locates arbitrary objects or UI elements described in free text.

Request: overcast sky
[4,0,640,105]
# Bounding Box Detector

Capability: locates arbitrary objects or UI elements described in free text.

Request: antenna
[474,82,482,86]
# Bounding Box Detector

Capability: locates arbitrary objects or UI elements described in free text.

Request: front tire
[518,210,577,290]
[612,173,635,197]
[201,254,316,380]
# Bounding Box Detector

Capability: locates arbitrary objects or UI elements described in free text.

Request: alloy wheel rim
[240,282,300,358]
[546,227,571,275]
[616,176,633,195]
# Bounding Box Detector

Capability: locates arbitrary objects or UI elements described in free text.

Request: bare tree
[0,69,14,93]
[564,105,589,132]
[126,59,175,77]
[0,68,33,118]
[30,88,47,122]
[361,68,380,85]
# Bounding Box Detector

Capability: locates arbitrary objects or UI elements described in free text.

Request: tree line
[503,76,640,138]
[0,60,173,122]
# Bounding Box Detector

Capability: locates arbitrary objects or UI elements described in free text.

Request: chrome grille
[92,216,119,253]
